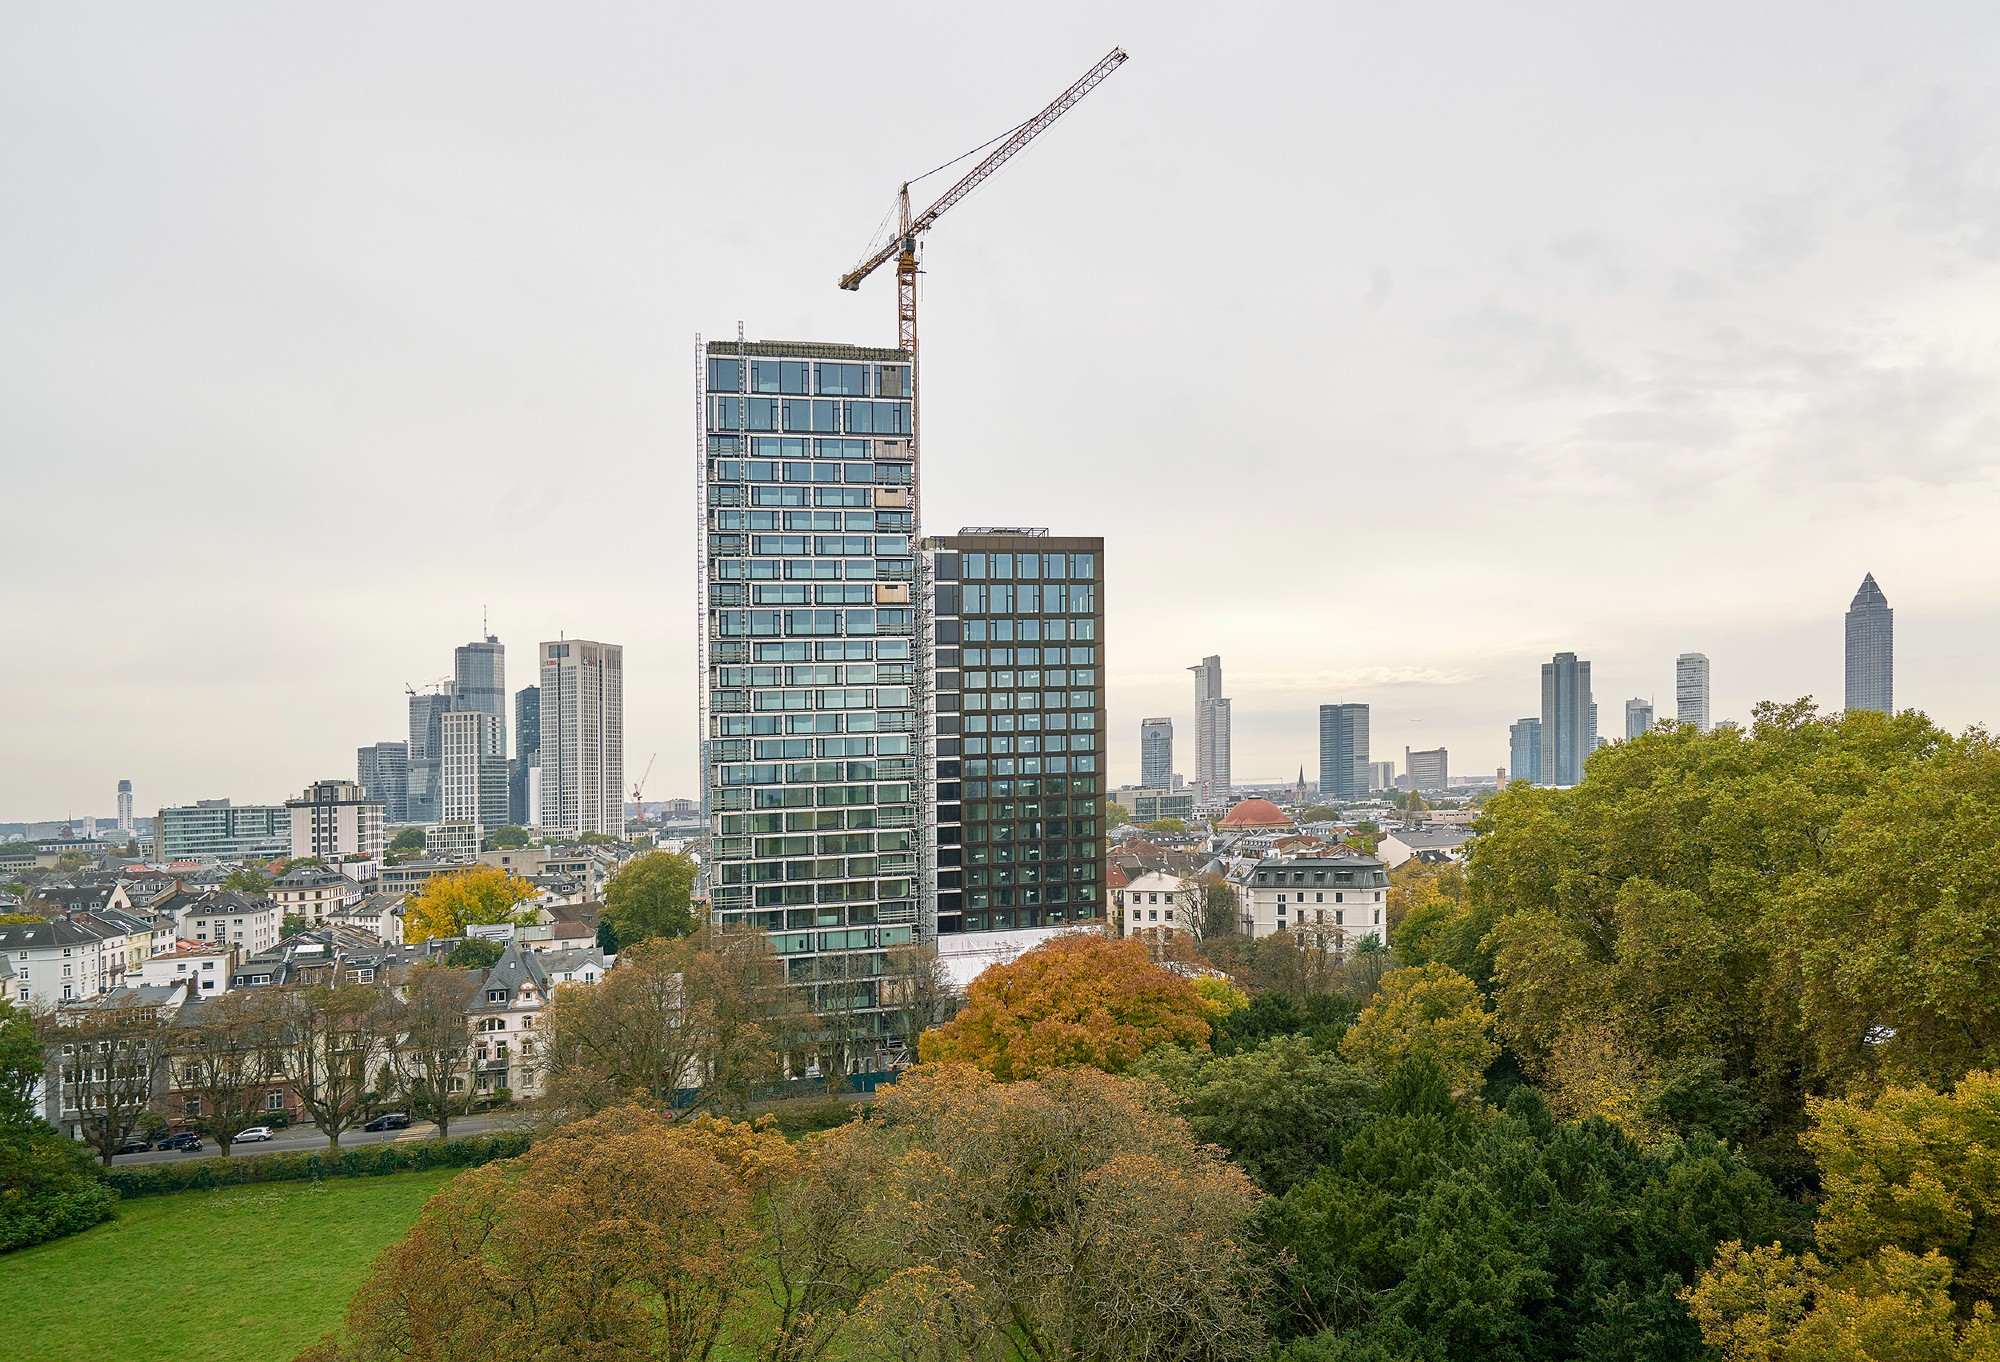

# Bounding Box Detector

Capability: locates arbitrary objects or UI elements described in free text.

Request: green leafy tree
[441,937,504,970]
[600,850,699,946]
[223,867,272,895]
[279,913,310,939]
[1145,817,1187,834]
[487,825,530,850]
[386,827,426,855]
[1105,802,1133,826]
[1338,962,1497,1092]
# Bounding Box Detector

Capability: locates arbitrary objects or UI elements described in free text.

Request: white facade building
[1189,655,1232,812]
[138,945,236,996]
[0,919,116,1006]
[1230,854,1387,946]
[287,779,386,862]
[539,639,625,837]
[1676,653,1711,733]
[1115,870,1199,936]
[178,892,282,954]
[269,866,360,929]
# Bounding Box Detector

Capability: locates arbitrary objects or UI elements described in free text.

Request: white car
[234,1126,276,1143]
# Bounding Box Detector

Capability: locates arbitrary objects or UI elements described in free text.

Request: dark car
[362,1113,411,1132]
[115,1135,152,1154]
[156,1131,204,1152]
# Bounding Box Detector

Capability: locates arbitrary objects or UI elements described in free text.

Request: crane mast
[840,46,1129,367]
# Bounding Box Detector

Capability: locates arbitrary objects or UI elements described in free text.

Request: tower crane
[630,753,657,831]
[838,47,1128,393]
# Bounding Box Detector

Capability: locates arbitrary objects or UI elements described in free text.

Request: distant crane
[839,47,1128,393]
[630,753,657,831]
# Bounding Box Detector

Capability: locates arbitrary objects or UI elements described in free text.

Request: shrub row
[104,1130,535,1199]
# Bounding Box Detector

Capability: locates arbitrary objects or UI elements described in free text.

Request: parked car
[362,1112,411,1132]
[156,1131,204,1152]
[234,1126,276,1143]
[115,1135,152,1154]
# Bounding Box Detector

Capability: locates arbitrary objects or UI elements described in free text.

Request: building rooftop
[704,338,908,362]
[1217,798,1293,830]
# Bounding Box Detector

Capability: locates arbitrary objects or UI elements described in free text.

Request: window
[486,989,507,1004]
[267,1091,283,1111]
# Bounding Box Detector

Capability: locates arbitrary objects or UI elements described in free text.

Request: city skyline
[11,7,2000,815]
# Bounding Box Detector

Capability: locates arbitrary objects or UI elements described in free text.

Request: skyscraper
[454,635,507,744]
[442,710,509,837]
[1405,746,1449,792]
[115,779,133,834]
[511,685,541,827]
[1845,574,1893,714]
[357,741,410,823]
[1508,718,1542,785]
[405,689,452,823]
[1140,718,1174,790]
[1189,655,1231,809]
[1676,653,1711,732]
[1317,704,1370,800]
[1539,652,1594,787]
[699,336,917,1034]
[540,639,625,837]
[1624,698,1653,740]
[927,531,1105,940]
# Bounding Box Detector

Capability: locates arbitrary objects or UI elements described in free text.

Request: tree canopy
[600,849,699,946]
[918,932,1213,1079]
[402,866,536,943]
[1338,962,1498,1093]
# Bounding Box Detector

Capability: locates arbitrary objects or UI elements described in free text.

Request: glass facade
[926,534,1105,938]
[701,340,919,1032]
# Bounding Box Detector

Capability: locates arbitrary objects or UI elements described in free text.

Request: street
[115,1111,533,1165]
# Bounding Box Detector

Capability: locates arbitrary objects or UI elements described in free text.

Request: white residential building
[1114,870,1199,937]
[178,892,282,954]
[1377,828,1473,870]
[1229,854,1388,947]
[0,918,117,1006]
[539,639,625,838]
[287,779,386,862]
[268,865,360,928]
[137,945,236,996]
[467,943,612,1100]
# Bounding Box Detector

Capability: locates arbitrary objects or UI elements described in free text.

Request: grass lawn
[0,1169,458,1362]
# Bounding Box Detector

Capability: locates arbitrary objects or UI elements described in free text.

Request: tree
[279,913,310,939]
[386,827,425,855]
[866,1065,1266,1361]
[1105,801,1133,826]
[1139,1035,1377,1194]
[440,937,503,970]
[1300,806,1343,823]
[300,1107,772,1362]
[601,849,699,945]
[223,867,272,895]
[0,1000,42,1124]
[1338,962,1497,1092]
[402,865,535,943]
[918,932,1213,1080]
[487,825,529,850]
[545,927,808,1118]
[881,944,956,1057]
[394,964,477,1140]
[54,998,169,1165]
[1684,1068,2000,1361]
[271,983,391,1149]
[0,1008,115,1252]
[1198,876,1242,939]
[1146,817,1188,834]
[175,989,285,1156]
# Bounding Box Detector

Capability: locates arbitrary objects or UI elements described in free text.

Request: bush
[103,1131,534,1199]
[0,1122,117,1253]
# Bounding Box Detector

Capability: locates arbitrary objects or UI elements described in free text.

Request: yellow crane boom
[839,47,1129,363]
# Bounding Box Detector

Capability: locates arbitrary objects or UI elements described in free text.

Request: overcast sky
[7,3,2000,820]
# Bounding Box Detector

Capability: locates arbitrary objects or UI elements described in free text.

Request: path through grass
[0,1168,457,1362]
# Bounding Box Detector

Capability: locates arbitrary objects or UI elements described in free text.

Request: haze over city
[9,3,2000,816]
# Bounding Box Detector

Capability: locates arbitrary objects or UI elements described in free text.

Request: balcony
[877,807,917,828]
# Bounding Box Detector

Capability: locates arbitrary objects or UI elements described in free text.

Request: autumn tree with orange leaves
[917,931,1213,1079]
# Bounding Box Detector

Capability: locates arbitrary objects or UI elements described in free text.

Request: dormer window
[486,989,506,1003]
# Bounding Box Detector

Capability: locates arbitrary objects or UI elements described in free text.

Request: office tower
[1509,718,1542,785]
[406,688,452,823]
[700,336,917,1039]
[1675,653,1711,732]
[356,741,409,823]
[511,685,541,827]
[1139,717,1173,790]
[1845,574,1893,714]
[1589,702,1602,751]
[286,780,386,861]
[541,639,625,836]
[115,780,133,834]
[1625,698,1654,740]
[1539,652,1594,787]
[1189,655,1232,809]
[454,635,507,734]
[1317,704,1370,800]
[1405,746,1449,792]
[442,710,509,837]
[927,531,1106,940]
[1370,760,1396,792]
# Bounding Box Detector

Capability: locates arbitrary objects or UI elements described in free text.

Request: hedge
[104,1130,535,1199]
